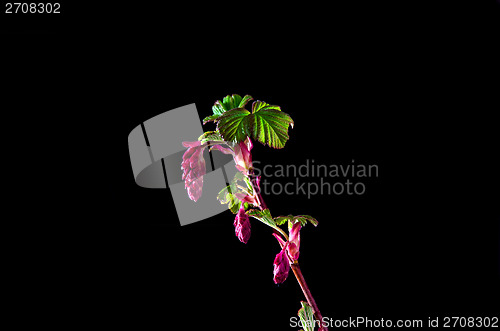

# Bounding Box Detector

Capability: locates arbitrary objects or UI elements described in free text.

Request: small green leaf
[295,215,319,227]
[246,209,278,230]
[274,215,293,226]
[228,195,242,214]
[230,171,252,192]
[239,95,253,108]
[217,185,243,214]
[202,114,222,124]
[212,100,227,116]
[298,301,316,331]
[285,215,319,231]
[198,131,224,143]
[231,171,246,183]
[217,172,255,214]
[211,94,253,117]
[224,94,241,110]
[221,94,253,110]
[216,108,252,143]
[217,186,233,204]
[243,176,253,195]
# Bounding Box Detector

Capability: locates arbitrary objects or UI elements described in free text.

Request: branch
[248,171,267,210]
[291,263,328,331]
[248,168,328,331]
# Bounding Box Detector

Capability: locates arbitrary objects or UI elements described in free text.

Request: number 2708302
[5,3,60,14]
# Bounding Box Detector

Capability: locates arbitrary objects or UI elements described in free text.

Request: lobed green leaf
[246,109,294,149]
[202,114,221,125]
[217,172,255,214]
[210,94,253,118]
[198,131,224,143]
[207,95,293,148]
[239,95,253,108]
[217,185,233,205]
[274,215,293,226]
[285,215,319,231]
[229,196,242,214]
[216,108,252,143]
[252,100,282,113]
[295,215,319,227]
[246,208,278,230]
[217,185,243,214]
[298,301,316,331]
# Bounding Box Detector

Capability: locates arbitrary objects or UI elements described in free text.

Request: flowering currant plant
[181,94,328,331]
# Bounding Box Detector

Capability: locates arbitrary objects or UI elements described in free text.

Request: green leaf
[294,215,319,227]
[228,197,249,214]
[231,171,246,183]
[205,94,253,125]
[217,108,294,147]
[217,185,233,204]
[217,172,255,214]
[232,172,253,196]
[211,94,253,117]
[239,95,253,108]
[198,131,224,143]
[251,100,281,113]
[217,185,243,214]
[223,94,241,110]
[228,195,242,214]
[246,109,294,149]
[212,100,228,116]
[216,108,252,143]
[213,97,293,148]
[298,301,316,331]
[274,215,293,226]
[202,114,222,125]
[243,175,253,195]
[285,215,319,231]
[246,209,278,230]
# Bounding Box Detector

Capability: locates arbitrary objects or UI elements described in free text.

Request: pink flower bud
[272,233,286,248]
[210,137,254,176]
[233,137,253,174]
[234,192,258,206]
[209,144,234,156]
[254,175,261,194]
[272,222,301,262]
[288,222,301,261]
[273,243,290,284]
[181,141,207,202]
[234,205,251,244]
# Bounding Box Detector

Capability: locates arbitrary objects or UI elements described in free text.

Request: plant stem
[248,168,328,330]
[275,226,289,241]
[248,171,267,210]
[291,262,328,331]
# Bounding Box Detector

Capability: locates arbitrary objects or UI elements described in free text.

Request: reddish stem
[291,263,328,331]
[249,173,267,210]
[248,168,327,330]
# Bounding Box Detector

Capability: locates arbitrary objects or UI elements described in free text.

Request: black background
[3,1,499,329]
